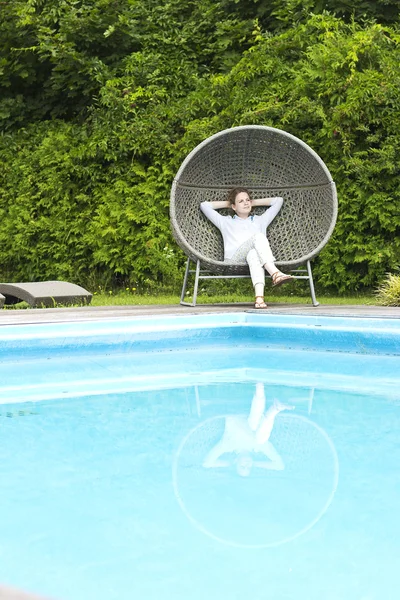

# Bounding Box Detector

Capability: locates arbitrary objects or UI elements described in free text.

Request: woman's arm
[200,200,227,229]
[203,440,231,468]
[206,200,230,209]
[252,197,283,208]
[256,197,284,228]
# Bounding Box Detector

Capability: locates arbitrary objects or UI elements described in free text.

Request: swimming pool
[1,313,399,599]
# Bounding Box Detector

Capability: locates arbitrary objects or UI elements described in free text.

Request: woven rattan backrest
[170,126,337,271]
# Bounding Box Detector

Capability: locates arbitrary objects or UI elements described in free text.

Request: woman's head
[227,187,251,207]
[236,452,253,477]
[227,187,252,219]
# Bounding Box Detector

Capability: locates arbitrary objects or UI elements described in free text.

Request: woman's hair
[226,187,251,206]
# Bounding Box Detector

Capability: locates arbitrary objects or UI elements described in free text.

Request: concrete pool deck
[1,301,400,326]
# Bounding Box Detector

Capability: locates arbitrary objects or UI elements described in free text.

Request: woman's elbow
[269,197,283,207]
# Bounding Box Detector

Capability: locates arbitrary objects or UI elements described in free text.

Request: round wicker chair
[170,125,337,306]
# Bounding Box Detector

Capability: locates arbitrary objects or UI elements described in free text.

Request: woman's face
[232,191,252,219]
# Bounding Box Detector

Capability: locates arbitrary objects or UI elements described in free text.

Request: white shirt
[200,198,283,259]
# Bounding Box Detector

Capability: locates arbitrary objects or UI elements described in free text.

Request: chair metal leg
[192,260,201,306]
[308,387,315,414]
[194,385,201,417]
[306,260,319,306]
[180,258,191,304]
[180,258,201,307]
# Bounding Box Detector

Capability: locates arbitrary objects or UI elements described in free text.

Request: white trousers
[227,233,275,286]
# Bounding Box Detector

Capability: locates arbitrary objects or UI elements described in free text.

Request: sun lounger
[0,281,92,308]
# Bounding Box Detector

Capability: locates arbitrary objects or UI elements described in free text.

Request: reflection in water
[202,383,294,476]
[173,383,339,548]
[1,383,398,600]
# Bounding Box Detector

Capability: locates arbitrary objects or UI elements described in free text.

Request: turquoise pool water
[0,314,399,599]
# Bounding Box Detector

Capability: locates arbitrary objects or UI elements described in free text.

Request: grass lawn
[90,290,376,307]
[1,282,379,309]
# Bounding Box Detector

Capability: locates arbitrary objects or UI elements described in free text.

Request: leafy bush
[168,16,400,292]
[0,5,399,292]
[375,273,400,306]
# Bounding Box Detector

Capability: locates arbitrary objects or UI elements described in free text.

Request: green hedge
[0,5,399,292]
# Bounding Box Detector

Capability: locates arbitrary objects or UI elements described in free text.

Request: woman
[200,187,293,309]
[202,382,293,477]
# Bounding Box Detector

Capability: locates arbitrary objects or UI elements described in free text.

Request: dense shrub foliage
[375,272,400,306]
[0,1,399,292]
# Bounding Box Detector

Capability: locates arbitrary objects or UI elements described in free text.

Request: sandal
[271,272,293,288]
[254,296,268,309]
